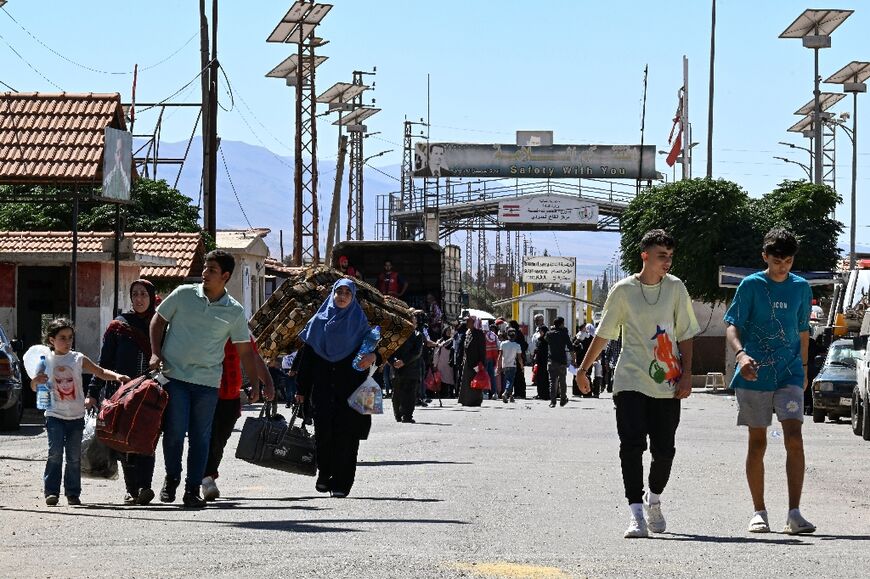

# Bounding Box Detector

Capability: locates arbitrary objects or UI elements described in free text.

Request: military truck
[330,240,462,323]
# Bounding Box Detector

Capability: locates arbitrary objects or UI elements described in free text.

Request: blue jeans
[485,360,497,397]
[162,379,219,493]
[44,416,84,497]
[502,367,517,398]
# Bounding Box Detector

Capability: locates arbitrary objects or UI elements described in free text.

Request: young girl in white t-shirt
[30,318,129,506]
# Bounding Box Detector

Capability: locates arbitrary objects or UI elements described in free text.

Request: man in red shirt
[202,338,274,501]
[377,259,408,298]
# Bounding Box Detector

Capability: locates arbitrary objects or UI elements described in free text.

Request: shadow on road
[231,516,469,533]
[357,460,471,466]
[347,496,443,503]
[0,455,43,461]
[0,424,45,437]
[658,532,807,545]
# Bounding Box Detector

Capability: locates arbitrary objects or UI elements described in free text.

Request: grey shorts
[736,385,804,428]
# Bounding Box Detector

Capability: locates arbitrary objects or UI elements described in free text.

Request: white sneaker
[624,515,649,538]
[644,493,666,533]
[748,511,770,533]
[201,477,220,501]
[783,512,816,535]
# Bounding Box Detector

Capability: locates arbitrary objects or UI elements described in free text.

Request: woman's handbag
[235,402,316,476]
[470,363,491,390]
[424,368,442,393]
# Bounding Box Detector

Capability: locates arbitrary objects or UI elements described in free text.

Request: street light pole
[813,45,823,184]
[851,93,857,268]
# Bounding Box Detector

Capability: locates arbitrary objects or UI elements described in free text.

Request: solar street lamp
[825,61,870,269]
[780,9,853,185]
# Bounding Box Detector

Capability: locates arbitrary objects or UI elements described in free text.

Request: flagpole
[637,64,648,195]
[682,55,689,180]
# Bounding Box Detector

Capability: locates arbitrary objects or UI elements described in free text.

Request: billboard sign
[101,127,133,203]
[499,195,598,225]
[522,256,576,284]
[413,143,656,179]
[516,130,553,147]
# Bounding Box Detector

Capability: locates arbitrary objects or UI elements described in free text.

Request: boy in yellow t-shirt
[577,229,699,539]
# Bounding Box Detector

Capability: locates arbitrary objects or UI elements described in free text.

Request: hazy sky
[2,1,869,260]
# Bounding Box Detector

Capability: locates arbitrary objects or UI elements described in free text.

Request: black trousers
[314,416,361,495]
[392,368,419,421]
[204,397,241,480]
[119,452,156,494]
[614,390,681,505]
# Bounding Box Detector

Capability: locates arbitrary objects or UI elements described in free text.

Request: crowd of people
[29,226,820,541]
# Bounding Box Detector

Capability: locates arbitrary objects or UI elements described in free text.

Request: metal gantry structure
[343,70,378,241]
[266,1,332,265]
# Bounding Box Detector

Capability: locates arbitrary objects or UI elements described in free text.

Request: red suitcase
[96,373,168,455]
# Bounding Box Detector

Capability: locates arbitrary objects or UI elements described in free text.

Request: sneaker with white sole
[201,477,220,501]
[644,494,666,533]
[783,512,816,535]
[624,515,649,538]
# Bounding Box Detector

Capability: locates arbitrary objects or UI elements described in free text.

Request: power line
[1,7,197,75]
[0,30,62,90]
[219,144,254,231]
[364,161,402,183]
[219,65,293,154]
[135,59,214,114]
[0,79,17,91]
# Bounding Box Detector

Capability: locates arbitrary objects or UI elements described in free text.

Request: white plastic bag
[81,412,118,480]
[347,375,384,415]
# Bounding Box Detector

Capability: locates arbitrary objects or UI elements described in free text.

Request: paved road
[2,382,869,578]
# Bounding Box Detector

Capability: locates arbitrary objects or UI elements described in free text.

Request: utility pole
[707,0,715,178]
[207,0,219,239]
[326,135,348,256]
[682,56,690,180]
[198,0,215,237]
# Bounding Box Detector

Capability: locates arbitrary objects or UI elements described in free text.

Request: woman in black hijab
[87,279,158,505]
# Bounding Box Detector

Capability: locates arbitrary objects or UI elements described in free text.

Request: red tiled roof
[0,92,127,184]
[264,256,304,277]
[0,231,204,279]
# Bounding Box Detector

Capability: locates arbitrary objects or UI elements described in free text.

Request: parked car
[811,338,861,424]
[0,323,24,431]
[853,336,870,440]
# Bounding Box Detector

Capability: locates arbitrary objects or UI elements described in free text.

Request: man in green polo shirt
[149,250,273,508]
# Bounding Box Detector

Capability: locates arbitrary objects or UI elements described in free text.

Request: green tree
[619,178,842,303]
[620,178,751,303]
[0,179,207,243]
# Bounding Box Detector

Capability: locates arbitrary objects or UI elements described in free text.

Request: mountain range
[151,139,637,281]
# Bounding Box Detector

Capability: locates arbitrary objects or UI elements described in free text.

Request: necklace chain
[636,274,663,306]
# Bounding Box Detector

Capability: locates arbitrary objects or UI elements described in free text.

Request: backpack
[96,373,168,456]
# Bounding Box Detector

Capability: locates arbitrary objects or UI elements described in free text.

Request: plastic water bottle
[353,326,381,371]
[35,355,52,411]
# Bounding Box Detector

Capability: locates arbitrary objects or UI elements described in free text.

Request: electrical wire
[219,64,293,154]
[364,161,402,183]
[135,59,214,114]
[0,30,62,90]
[1,7,197,75]
[219,144,254,231]
[0,79,17,92]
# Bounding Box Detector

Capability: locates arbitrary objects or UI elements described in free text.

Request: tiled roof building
[0,231,204,279]
[0,92,126,184]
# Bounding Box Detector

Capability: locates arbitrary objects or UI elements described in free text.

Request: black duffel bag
[234,402,316,476]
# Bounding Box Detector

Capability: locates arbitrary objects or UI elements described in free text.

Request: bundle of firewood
[250,266,416,362]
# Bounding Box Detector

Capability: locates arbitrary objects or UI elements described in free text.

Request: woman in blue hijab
[296,278,379,497]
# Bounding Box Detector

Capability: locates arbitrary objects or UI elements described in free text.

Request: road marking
[452,562,570,578]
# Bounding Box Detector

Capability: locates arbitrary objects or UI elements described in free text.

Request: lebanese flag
[666,89,683,168]
[666,132,681,167]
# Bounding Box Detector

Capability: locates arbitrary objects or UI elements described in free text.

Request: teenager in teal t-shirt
[724,228,815,536]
